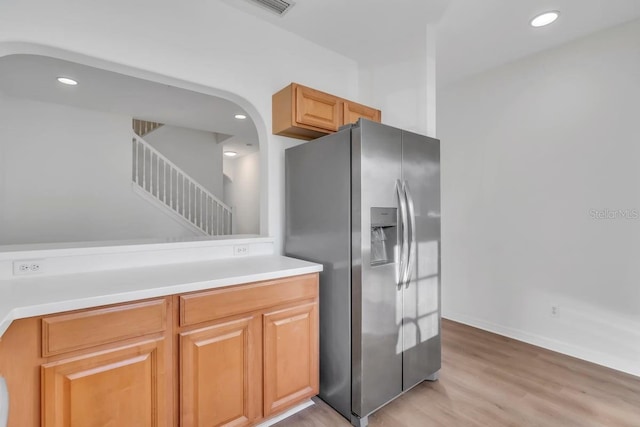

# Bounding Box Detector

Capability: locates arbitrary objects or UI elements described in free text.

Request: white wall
[0,0,363,251]
[439,19,640,376]
[0,94,198,244]
[223,152,260,235]
[359,26,437,137]
[0,0,436,252]
[144,125,224,200]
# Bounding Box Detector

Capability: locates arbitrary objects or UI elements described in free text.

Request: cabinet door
[41,339,167,427]
[295,85,341,132]
[343,101,381,125]
[263,302,319,417]
[180,316,261,427]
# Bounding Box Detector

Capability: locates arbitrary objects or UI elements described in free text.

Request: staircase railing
[132,133,232,235]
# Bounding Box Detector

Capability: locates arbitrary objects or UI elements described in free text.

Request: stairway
[131,132,233,236]
[133,119,164,137]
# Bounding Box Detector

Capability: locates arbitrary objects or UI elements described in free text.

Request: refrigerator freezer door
[352,120,404,418]
[285,129,353,419]
[401,130,441,390]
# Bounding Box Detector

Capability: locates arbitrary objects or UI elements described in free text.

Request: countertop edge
[0,260,322,339]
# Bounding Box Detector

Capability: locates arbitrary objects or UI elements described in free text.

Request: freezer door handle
[396,180,409,287]
[403,181,417,288]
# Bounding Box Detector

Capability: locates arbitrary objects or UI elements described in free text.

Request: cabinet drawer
[42,299,167,357]
[180,274,318,327]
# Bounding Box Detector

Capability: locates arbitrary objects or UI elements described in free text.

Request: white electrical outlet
[13,259,45,275]
[233,245,250,256]
[551,306,560,317]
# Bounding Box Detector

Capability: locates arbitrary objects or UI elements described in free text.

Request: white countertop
[0,255,322,338]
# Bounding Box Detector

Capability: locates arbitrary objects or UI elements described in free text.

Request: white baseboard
[256,399,315,427]
[443,311,640,378]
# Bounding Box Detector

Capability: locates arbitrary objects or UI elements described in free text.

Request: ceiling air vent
[245,0,295,16]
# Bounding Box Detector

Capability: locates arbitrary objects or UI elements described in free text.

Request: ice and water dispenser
[370,207,398,266]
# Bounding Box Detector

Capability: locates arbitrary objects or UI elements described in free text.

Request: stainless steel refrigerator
[285,119,441,427]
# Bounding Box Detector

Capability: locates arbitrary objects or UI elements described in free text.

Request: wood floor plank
[274,319,640,427]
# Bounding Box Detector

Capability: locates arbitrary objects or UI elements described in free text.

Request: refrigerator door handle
[396,180,409,287]
[403,181,417,288]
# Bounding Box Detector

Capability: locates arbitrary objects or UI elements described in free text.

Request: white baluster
[205,196,209,234]
[197,188,201,230]
[217,204,221,235]
[177,174,181,213]
[214,201,217,235]
[201,190,204,231]
[208,199,213,235]
[142,145,147,190]
[132,139,137,184]
[150,152,154,195]
[132,138,136,183]
[163,161,167,203]
[195,187,199,228]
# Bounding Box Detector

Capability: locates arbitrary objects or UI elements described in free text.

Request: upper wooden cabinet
[273,83,381,141]
[343,100,381,125]
[295,85,341,133]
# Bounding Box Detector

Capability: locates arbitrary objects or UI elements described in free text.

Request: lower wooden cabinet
[41,339,167,427]
[264,302,319,417]
[180,316,261,427]
[179,274,319,425]
[0,273,319,427]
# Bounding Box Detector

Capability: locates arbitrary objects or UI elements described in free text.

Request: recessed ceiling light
[224,151,238,157]
[57,77,78,86]
[234,114,247,120]
[531,11,560,28]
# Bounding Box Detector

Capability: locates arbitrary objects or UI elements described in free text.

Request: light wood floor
[275,319,640,427]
